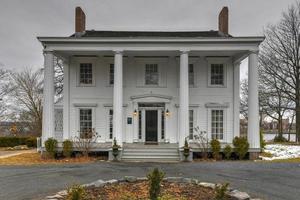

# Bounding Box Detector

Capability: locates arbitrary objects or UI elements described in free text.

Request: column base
[249,152,260,160]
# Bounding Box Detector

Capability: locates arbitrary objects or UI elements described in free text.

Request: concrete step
[121,146,180,162]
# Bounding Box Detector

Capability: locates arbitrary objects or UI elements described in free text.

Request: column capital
[113,50,123,55]
[179,49,190,54]
[249,50,259,55]
[43,50,54,55]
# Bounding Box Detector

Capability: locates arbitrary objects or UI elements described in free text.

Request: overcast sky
[0,0,295,76]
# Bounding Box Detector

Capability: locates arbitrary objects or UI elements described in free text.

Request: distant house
[38,7,263,160]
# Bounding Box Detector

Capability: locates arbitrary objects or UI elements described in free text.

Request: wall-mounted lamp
[133,109,138,117]
[165,109,170,117]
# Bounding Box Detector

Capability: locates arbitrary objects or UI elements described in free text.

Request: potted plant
[183,139,190,161]
[112,137,120,161]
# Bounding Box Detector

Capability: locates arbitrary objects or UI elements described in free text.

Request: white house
[38,7,263,161]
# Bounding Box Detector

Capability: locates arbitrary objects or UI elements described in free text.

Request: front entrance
[137,103,165,143]
[145,110,158,143]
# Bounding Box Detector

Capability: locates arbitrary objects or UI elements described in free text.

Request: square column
[42,51,55,143]
[179,51,189,147]
[233,61,240,139]
[113,51,123,146]
[248,52,260,150]
[63,59,70,140]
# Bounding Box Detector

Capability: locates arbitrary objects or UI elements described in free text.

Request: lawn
[0,153,99,165]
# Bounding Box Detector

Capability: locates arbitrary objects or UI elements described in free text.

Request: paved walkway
[0,149,35,159]
[0,161,299,200]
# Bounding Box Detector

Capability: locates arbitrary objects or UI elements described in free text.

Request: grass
[268,157,300,163]
[0,153,99,165]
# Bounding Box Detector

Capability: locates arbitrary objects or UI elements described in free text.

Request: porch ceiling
[55,50,249,61]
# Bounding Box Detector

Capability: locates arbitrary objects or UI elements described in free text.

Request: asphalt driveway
[0,161,299,200]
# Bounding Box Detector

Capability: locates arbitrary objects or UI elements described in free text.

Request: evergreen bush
[210,139,221,159]
[63,140,73,158]
[232,137,249,160]
[44,138,57,159]
[147,168,165,200]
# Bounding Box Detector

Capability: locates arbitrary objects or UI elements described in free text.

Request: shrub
[260,130,266,149]
[223,144,232,160]
[273,135,288,143]
[210,139,221,159]
[44,138,57,159]
[63,140,73,158]
[26,137,37,148]
[147,168,165,200]
[233,137,249,160]
[158,194,187,200]
[0,137,28,147]
[214,183,229,200]
[66,184,87,200]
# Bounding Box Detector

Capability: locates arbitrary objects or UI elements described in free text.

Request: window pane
[211,64,224,85]
[189,64,194,85]
[211,109,224,140]
[79,63,93,84]
[189,110,194,139]
[79,109,93,138]
[109,109,113,139]
[109,64,114,85]
[145,64,159,85]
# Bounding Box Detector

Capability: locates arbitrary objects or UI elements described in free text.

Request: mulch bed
[83,180,216,200]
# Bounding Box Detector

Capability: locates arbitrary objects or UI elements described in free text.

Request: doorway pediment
[130,94,172,103]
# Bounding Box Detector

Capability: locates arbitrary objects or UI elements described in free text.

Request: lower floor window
[79,109,92,138]
[109,109,113,139]
[189,110,194,139]
[211,110,224,140]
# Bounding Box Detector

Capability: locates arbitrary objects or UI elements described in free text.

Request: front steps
[121,143,180,162]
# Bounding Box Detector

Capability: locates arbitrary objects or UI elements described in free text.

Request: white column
[248,52,260,149]
[233,61,240,139]
[63,59,70,140]
[179,51,189,147]
[113,51,123,146]
[42,51,55,144]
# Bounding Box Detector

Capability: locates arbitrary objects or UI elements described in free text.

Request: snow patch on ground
[261,144,300,160]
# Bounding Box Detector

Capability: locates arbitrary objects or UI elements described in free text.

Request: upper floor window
[210,64,224,86]
[211,110,224,140]
[79,63,93,85]
[145,64,158,85]
[189,64,194,86]
[79,108,93,138]
[109,64,114,85]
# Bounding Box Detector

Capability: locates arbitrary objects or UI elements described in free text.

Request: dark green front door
[145,110,158,143]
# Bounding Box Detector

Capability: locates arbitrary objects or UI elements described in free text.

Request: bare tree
[0,68,9,120]
[240,78,248,120]
[54,57,64,98]
[5,68,43,135]
[259,2,300,142]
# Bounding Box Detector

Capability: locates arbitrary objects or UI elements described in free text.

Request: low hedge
[0,137,37,147]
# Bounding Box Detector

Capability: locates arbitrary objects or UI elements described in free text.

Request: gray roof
[71,30,231,38]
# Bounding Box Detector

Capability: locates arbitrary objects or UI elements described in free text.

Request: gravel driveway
[0,161,299,200]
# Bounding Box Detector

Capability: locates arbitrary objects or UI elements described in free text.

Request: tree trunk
[296,102,300,143]
[278,115,283,138]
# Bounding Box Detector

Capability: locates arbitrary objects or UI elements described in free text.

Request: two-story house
[38,7,263,161]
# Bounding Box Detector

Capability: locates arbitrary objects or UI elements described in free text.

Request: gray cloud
[0,0,293,72]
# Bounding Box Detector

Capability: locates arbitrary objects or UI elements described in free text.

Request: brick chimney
[75,7,86,35]
[218,7,229,35]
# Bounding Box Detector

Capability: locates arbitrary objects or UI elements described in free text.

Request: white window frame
[207,107,227,142]
[76,59,96,87]
[207,57,228,88]
[189,64,195,87]
[145,64,159,86]
[109,63,114,86]
[76,107,96,138]
[189,109,195,140]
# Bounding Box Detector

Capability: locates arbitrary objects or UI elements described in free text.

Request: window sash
[189,110,194,139]
[189,64,194,85]
[79,63,93,85]
[79,109,92,138]
[210,64,224,85]
[109,64,114,85]
[109,109,113,139]
[211,110,224,140]
[145,64,159,85]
